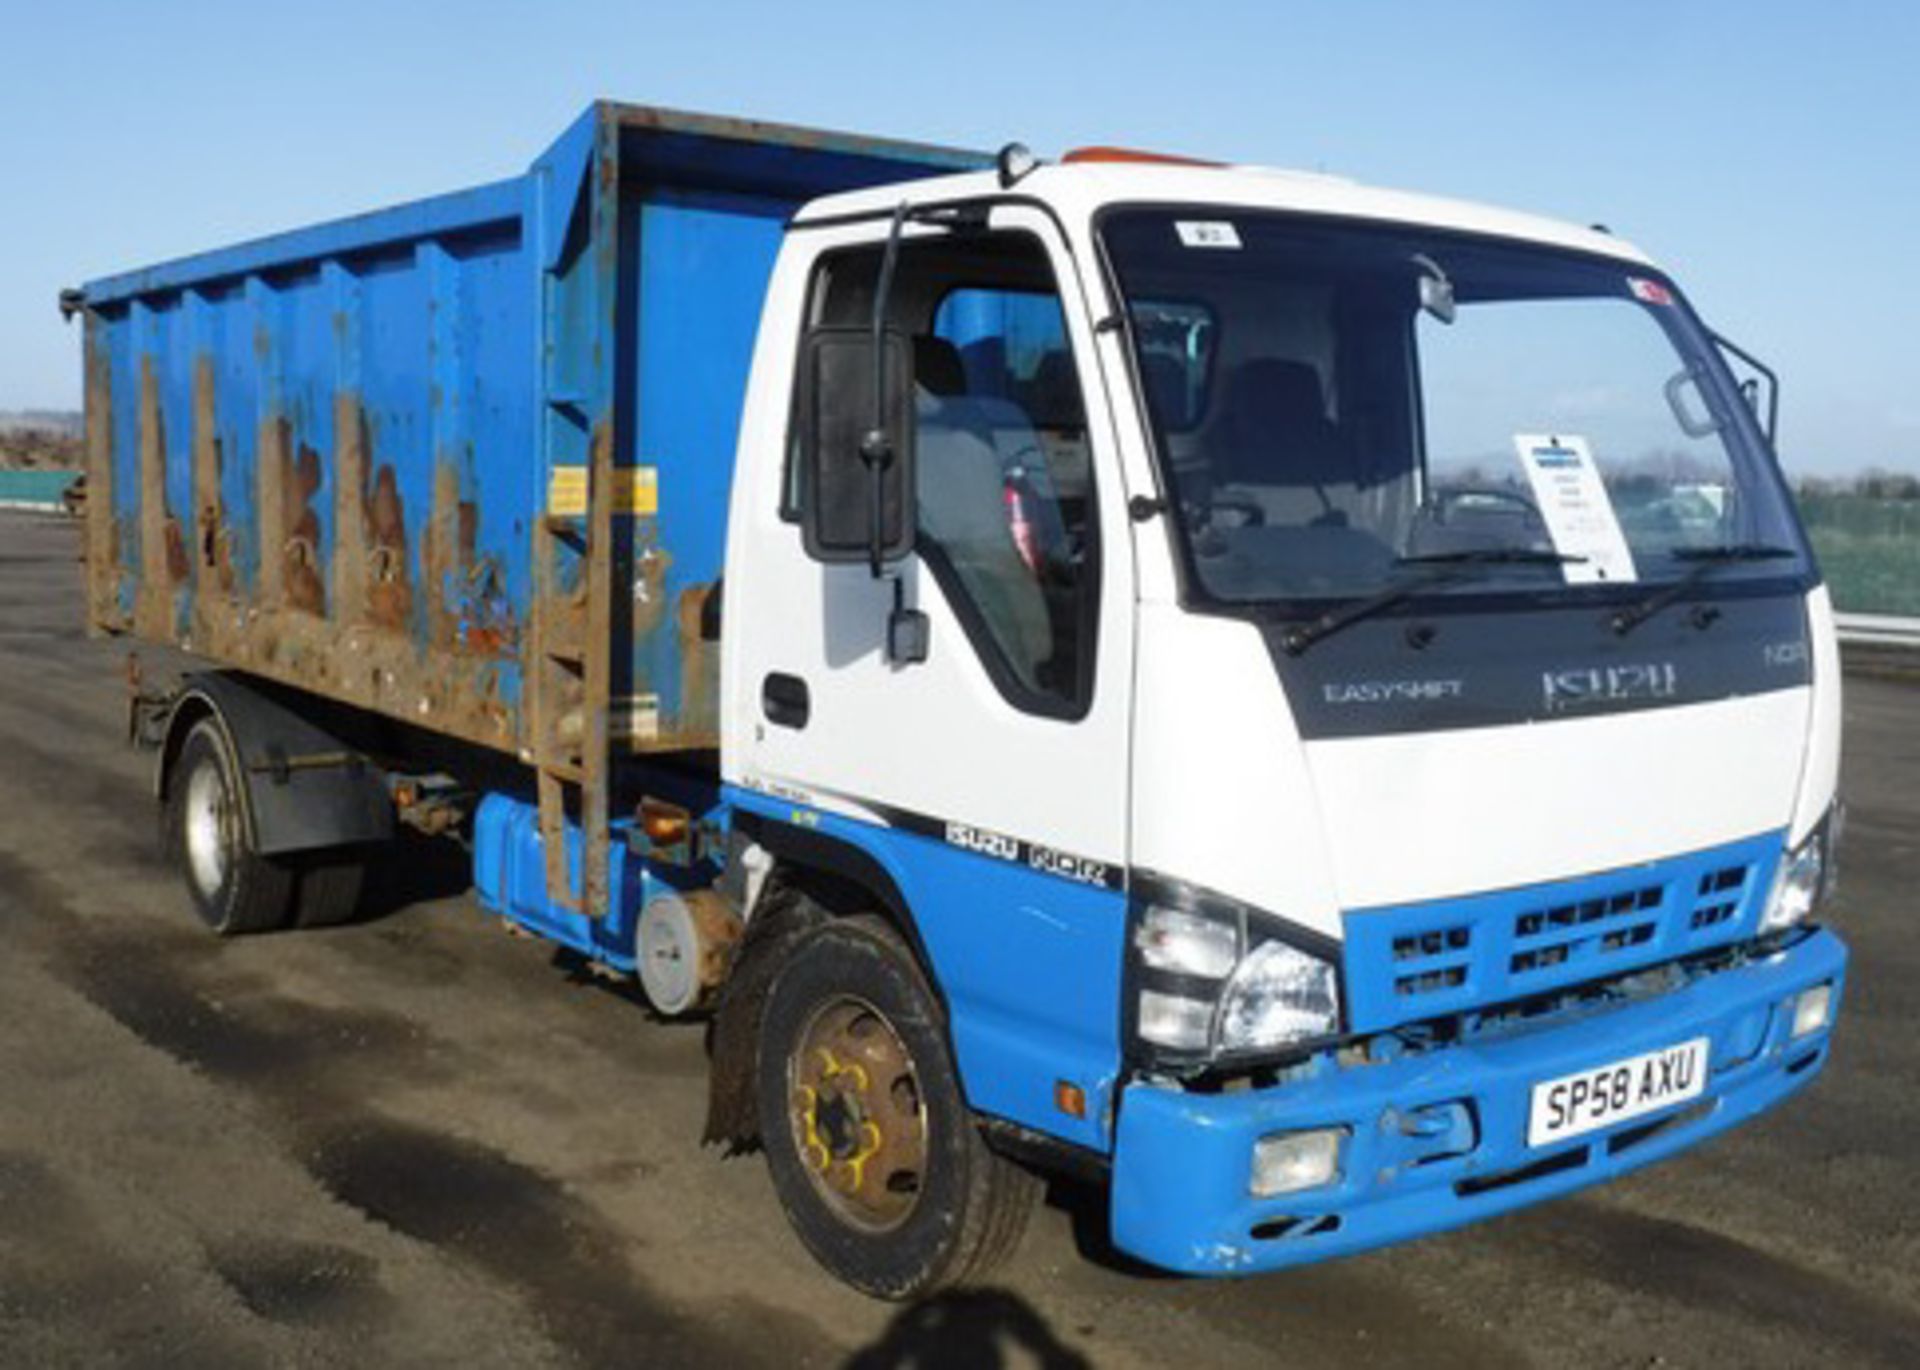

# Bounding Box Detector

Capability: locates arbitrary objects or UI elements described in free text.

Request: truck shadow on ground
[1043,1177,1176,1282]
[845,1287,1091,1369]
[352,830,477,923]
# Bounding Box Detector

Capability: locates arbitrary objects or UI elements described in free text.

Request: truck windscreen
[1100,209,1811,609]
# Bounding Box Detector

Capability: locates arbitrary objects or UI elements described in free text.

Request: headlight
[1128,875,1342,1069]
[1759,810,1837,934]
[1218,940,1342,1052]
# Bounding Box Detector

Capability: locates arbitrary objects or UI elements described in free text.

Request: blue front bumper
[1110,928,1847,1275]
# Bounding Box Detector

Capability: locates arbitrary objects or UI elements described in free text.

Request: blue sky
[2,1,1914,475]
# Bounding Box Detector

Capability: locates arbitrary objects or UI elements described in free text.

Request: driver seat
[912,338,1055,690]
[1213,358,1355,526]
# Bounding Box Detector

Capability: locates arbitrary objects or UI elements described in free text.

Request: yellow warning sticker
[618,467,659,515]
[546,467,587,517]
[545,465,659,517]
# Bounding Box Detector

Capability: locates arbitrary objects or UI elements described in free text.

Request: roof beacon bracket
[996,142,1040,189]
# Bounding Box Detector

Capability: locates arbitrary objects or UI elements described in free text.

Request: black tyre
[163,719,296,935]
[756,916,1039,1299]
[290,855,367,929]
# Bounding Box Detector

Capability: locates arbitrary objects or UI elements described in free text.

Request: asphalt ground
[1,508,1914,1368]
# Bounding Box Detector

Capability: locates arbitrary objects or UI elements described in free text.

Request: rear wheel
[163,720,295,935]
[756,916,1038,1298]
[290,855,367,929]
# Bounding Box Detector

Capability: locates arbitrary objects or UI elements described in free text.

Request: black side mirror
[1411,252,1455,325]
[799,326,916,567]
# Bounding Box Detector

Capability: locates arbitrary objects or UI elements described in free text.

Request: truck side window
[798,232,1100,718]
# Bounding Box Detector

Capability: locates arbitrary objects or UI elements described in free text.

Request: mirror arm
[1710,328,1781,446]
[862,201,911,578]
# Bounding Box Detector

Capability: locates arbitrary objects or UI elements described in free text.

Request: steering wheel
[1186,495,1266,531]
[1431,486,1542,523]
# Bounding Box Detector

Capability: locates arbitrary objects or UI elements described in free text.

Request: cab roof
[792,160,1655,270]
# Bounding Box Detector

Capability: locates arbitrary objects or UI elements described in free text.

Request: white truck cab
[721,151,1842,1284]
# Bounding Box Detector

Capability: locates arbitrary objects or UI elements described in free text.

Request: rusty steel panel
[82,313,121,632]
[76,101,988,766]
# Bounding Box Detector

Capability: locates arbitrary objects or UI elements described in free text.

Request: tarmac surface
[1,508,1915,1368]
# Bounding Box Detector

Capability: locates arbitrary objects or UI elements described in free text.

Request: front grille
[1342,832,1783,1034]
[1506,882,1665,981]
[1688,865,1748,930]
[1391,925,1472,998]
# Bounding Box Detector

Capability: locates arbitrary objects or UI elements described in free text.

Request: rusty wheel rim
[786,994,928,1233]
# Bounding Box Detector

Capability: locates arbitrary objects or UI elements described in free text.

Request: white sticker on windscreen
[1514,433,1639,584]
[1175,220,1242,249]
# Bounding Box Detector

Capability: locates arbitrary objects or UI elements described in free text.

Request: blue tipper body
[78,102,986,756]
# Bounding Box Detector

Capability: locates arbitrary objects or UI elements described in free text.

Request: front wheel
[162,719,296,935]
[756,916,1038,1299]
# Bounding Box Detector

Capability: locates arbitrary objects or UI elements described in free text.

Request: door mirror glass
[798,326,916,565]
[1413,253,1455,325]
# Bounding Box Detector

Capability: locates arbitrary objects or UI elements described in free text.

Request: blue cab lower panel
[724,788,1126,1154]
[1109,927,1847,1275]
[473,786,1125,1154]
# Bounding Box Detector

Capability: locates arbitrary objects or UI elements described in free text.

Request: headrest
[1217,357,1346,486]
[1224,358,1329,434]
[1139,353,1188,426]
[1027,350,1084,427]
[913,336,967,398]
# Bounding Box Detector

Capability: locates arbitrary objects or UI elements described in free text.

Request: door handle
[762,672,810,729]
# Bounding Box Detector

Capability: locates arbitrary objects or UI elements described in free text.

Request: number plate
[1527,1038,1710,1147]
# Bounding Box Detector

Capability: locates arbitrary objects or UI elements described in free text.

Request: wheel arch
[156,672,393,857]
[704,810,950,1151]
[735,810,943,992]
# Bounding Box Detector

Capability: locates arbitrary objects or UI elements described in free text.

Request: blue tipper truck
[68,101,1847,1296]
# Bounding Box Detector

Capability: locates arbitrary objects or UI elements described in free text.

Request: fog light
[1250,1127,1347,1197]
[1791,982,1834,1039]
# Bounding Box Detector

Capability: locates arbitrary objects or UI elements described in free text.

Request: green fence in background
[3,467,1909,615]
[1795,493,1920,617]
[0,469,80,510]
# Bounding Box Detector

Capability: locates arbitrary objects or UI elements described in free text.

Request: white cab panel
[1790,585,1843,843]
[1129,603,1346,939]
[1305,688,1811,909]
[1128,598,1815,930]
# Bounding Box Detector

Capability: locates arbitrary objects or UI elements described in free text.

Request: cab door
[721,203,1135,1146]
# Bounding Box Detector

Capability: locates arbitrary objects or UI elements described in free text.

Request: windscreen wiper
[1394,548,1589,568]
[1609,543,1798,636]
[1280,548,1583,655]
